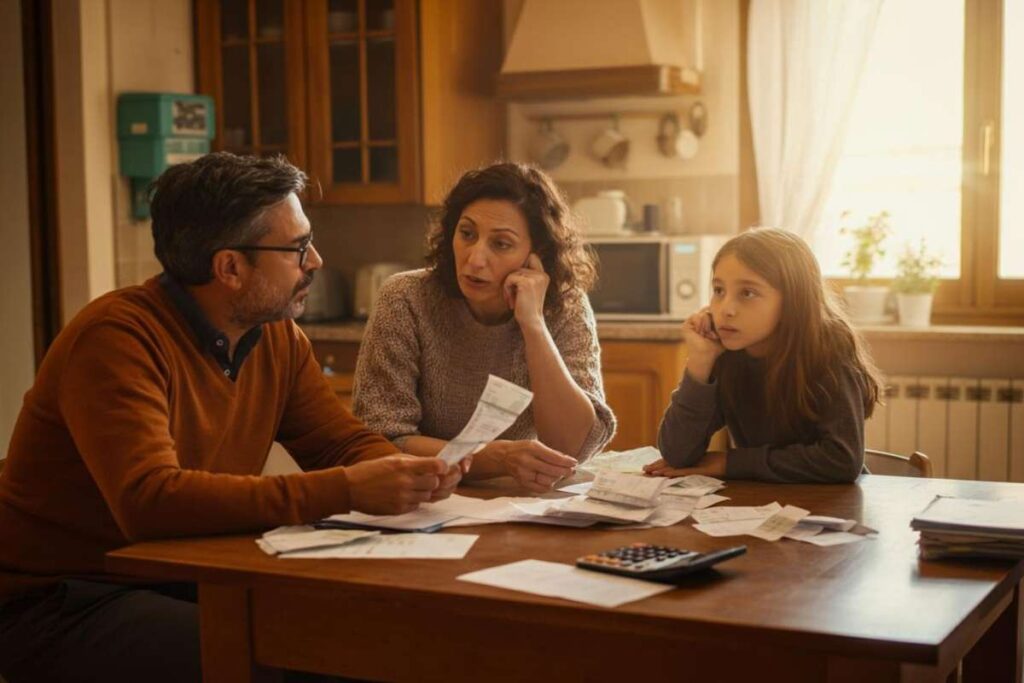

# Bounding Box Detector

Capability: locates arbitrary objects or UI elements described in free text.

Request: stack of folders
[911,496,1024,560]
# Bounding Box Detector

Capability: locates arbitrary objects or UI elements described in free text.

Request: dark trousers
[0,580,352,683]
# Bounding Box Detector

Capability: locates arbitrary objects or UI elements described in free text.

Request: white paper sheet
[457,559,672,607]
[582,446,664,474]
[695,494,730,509]
[277,533,479,559]
[803,515,857,532]
[691,502,782,524]
[782,523,825,540]
[693,519,765,537]
[587,471,671,507]
[557,481,594,495]
[322,506,460,532]
[545,495,656,524]
[748,505,810,541]
[437,375,534,465]
[798,531,867,547]
[257,526,379,555]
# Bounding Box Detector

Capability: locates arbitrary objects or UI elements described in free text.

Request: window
[816,0,1023,322]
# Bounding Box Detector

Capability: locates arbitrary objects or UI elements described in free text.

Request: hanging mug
[590,117,630,168]
[657,113,700,160]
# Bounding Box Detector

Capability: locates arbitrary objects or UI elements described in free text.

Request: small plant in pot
[892,239,943,327]
[840,211,891,323]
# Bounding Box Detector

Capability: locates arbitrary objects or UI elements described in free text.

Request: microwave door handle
[660,247,669,314]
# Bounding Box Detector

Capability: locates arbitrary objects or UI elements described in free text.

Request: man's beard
[231,271,314,328]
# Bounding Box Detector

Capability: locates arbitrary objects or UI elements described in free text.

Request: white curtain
[748,0,883,243]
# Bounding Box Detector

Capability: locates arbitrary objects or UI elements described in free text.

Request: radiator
[864,376,1024,481]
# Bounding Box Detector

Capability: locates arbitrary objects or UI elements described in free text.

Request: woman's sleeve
[657,370,727,467]
[549,294,617,460]
[725,366,866,483]
[352,277,424,449]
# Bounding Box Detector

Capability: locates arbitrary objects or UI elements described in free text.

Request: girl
[644,228,883,483]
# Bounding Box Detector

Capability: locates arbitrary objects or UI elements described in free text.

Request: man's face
[231,193,322,328]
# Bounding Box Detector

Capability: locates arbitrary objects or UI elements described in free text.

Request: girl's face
[710,253,783,357]
[452,198,533,320]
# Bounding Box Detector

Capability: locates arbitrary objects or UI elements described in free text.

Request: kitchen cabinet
[195,0,504,205]
[308,337,698,453]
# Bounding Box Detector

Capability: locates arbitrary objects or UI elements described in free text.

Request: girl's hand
[503,254,549,331]
[680,307,725,380]
[480,439,576,493]
[643,452,727,478]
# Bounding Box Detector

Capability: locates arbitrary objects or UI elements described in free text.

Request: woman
[353,162,616,492]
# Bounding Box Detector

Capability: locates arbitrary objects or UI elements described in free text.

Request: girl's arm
[725,367,866,483]
[656,369,727,468]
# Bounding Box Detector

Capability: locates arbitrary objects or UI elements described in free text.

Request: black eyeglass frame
[226,238,313,268]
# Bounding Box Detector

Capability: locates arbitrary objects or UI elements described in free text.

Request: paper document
[664,475,726,497]
[546,496,656,524]
[278,533,479,559]
[320,506,460,533]
[457,559,672,608]
[256,526,379,556]
[748,505,810,541]
[799,531,866,547]
[437,375,533,465]
[587,471,671,507]
[582,446,663,474]
[691,502,782,525]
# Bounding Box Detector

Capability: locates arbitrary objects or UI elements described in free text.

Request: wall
[0,1,38,455]
[51,0,193,307]
[503,0,743,235]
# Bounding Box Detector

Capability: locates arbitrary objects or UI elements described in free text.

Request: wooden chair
[864,449,933,478]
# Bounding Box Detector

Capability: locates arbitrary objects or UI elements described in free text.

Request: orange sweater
[0,277,397,600]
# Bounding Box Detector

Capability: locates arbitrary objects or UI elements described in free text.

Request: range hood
[499,0,701,100]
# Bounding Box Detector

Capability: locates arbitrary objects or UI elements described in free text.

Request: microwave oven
[587,235,729,320]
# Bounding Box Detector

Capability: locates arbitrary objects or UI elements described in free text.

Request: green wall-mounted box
[117,92,215,219]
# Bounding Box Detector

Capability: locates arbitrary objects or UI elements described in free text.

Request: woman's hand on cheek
[503,254,549,331]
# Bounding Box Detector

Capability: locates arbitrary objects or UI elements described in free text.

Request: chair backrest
[864,449,933,478]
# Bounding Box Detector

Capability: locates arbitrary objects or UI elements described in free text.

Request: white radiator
[865,376,1024,481]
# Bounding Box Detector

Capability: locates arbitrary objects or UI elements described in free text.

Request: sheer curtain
[747,0,883,244]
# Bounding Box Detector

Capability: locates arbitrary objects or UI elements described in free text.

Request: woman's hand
[643,452,727,478]
[503,254,549,331]
[479,439,577,493]
[680,307,725,382]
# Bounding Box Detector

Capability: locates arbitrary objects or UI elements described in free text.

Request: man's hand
[429,455,473,502]
[346,455,448,515]
[643,452,727,478]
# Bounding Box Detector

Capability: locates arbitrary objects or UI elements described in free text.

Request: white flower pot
[843,285,890,324]
[897,293,933,327]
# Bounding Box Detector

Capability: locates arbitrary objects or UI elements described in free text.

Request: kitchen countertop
[301,320,1024,345]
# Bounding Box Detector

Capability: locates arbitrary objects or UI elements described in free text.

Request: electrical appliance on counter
[587,234,729,320]
[354,262,409,319]
[299,267,347,322]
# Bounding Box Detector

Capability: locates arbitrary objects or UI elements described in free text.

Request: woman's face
[452,199,533,320]
[709,253,783,357]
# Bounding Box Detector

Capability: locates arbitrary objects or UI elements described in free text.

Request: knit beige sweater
[353,269,615,459]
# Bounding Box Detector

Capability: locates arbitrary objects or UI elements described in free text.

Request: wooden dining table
[106,475,1024,682]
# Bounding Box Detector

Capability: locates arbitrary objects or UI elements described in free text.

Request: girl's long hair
[714,228,884,433]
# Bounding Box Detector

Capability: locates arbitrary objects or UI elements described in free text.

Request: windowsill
[856,324,1024,343]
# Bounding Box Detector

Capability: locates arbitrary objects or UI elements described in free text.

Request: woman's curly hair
[425,162,597,318]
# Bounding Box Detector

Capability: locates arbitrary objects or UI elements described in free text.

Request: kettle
[354,262,408,319]
[572,190,632,236]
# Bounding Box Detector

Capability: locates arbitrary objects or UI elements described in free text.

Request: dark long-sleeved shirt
[657,355,865,483]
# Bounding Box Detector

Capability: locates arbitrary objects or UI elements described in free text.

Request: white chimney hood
[499,0,701,100]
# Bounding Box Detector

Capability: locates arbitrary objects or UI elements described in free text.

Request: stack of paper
[257,526,379,556]
[912,496,1024,560]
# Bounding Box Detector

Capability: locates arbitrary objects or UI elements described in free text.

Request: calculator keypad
[579,543,699,572]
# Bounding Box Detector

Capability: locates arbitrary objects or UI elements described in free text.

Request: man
[0,153,460,682]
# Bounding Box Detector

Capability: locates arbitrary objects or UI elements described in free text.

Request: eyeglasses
[227,236,314,268]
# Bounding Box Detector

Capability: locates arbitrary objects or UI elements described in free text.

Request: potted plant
[892,239,943,327]
[840,211,891,323]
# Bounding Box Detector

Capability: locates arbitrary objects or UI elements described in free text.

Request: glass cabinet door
[196,0,306,168]
[307,0,419,203]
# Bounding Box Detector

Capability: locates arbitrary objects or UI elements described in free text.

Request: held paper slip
[437,375,534,466]
[257,526,380,556]
[274,533,479,559]
[457,559,672,608]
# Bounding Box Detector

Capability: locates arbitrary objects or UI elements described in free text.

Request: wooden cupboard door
[305,0,420,203]
[195,0,307,168]
[600,341,688,452]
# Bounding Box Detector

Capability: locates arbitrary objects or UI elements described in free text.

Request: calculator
[576,543,746,583]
